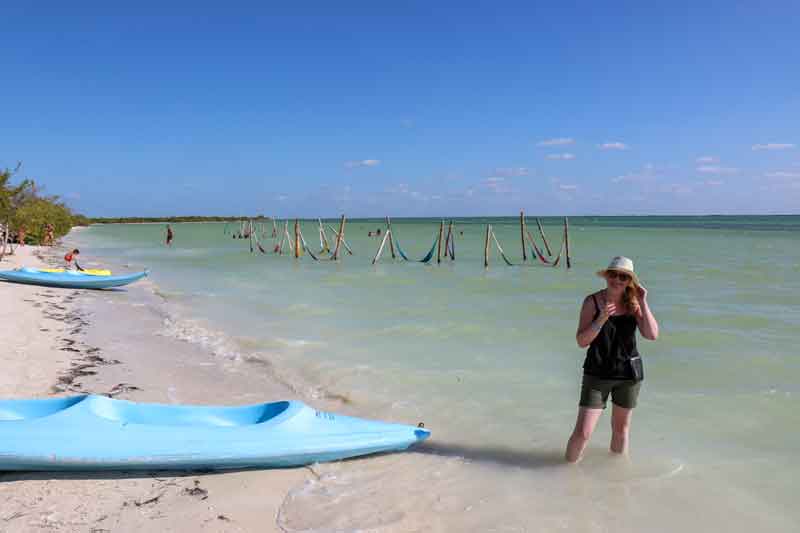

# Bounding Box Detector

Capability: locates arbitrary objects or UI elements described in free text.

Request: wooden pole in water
[564,216,571,269]
[386,217,396,259]
[484,224,491,268]
[446,220,454,260]
[536,218,552,256]
[276,221,287,254]
[443,221,452,260]
[436,220,444,264]
[332,215,346,260]
[327,224,353,255]
[294,220,301,259]
[284,221,295,253]
[372,230,390,264]
[520,211,527,262]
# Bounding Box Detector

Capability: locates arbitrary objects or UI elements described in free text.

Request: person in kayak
[565,256,659,463]
[64,249,82,270]
[165,224,174,246]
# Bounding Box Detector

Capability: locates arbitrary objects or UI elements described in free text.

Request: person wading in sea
[165,224,174,246]
[565,256,659,463]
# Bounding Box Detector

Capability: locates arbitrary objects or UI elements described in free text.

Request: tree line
[1,164,90,259]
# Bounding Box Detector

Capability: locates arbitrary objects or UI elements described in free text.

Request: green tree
[1,162,89,260]
[0,166,33,260]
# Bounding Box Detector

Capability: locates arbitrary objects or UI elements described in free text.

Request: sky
[1,1,798,217]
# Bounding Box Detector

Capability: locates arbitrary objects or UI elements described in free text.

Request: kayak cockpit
[86,396,291,427]
[0,396,88,421]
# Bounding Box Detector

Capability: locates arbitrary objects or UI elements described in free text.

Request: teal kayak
[0,268,148,289]
[0,395,430,470]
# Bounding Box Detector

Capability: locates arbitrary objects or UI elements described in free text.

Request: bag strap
[591,294,600,320]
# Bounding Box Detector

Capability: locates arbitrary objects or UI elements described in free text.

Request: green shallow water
[72,215,800,531]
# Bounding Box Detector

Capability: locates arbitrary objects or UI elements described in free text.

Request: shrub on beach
[1,166,88,250]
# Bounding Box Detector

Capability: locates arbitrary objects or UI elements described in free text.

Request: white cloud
[599,142,629,150]
[703,180,724,186]
[559,184,578,191]
[277,195,288,201]
[345,159,381,168]
[387,183,410,194]
[484,176,511,193]
[546,153,576,160]
[612,164,660,184]
[765,171,800,179]
[488,167,530,177]
[696,156,718,163]
[537,138,574,147]
[752,143,795,151]
[696,165,738,175]
[660,183,694,195]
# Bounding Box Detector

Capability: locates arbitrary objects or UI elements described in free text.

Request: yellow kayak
[38,268,112,276]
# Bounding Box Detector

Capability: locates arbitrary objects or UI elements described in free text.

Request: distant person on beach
[565,256,659,463]
[17,225,26,246]
[64,249,81,270]
[45,223,55,246]
[165,224,174,246]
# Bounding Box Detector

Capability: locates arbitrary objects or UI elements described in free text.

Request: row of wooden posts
[231,212,572,269]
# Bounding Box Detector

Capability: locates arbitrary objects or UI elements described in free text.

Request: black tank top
[583,293,639,379]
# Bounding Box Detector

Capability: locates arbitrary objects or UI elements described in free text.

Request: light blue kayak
[0,268,148,289]
[0,395,430,471]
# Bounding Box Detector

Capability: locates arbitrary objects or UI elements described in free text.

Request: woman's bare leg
[565,407,603,463]
[610,404,633,454]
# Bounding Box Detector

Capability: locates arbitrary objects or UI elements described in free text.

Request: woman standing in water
[565,256,659,463]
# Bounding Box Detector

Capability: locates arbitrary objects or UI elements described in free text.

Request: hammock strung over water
[373,219,456,264]
[227,214,571,269]
[483,225,514,267]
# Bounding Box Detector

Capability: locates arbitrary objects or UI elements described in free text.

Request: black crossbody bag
[629,355,644,382]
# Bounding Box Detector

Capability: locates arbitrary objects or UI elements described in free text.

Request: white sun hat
[596,256,640,285]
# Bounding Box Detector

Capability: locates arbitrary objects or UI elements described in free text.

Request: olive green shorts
[579,374,641,409]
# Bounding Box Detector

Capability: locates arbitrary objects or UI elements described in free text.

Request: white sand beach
[0,246,312,532]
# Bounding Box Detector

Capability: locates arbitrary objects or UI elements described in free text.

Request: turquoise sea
[72,216,800,531]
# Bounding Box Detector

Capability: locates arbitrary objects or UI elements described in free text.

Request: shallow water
[72,216,800,531]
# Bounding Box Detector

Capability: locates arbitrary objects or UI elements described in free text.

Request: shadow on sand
[415,441,565,470]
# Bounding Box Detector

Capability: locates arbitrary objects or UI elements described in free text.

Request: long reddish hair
[622,281,640,314]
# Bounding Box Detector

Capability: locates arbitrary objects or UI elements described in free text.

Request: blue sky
[2,1,798,217]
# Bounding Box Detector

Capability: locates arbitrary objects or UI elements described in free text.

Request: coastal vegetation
[1,164,89,258]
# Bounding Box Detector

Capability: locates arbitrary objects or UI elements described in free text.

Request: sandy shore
[0,245,312,532]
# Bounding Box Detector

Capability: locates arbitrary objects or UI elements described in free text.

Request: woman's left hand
[637,284,648,301]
